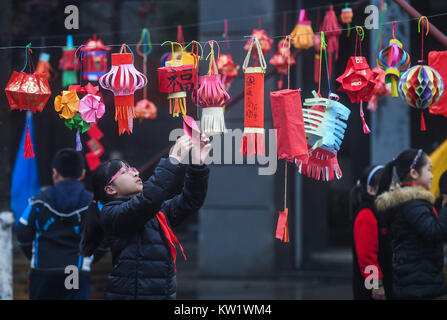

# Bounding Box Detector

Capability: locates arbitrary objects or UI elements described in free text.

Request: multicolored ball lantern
[192,41,230,135]
[80,34,111,81]
[99,44,147,135]
[377,36,411,97]
[398,65,444,130]
[269,38,296,89]
[241,37,267,156]
[158,42,197,117]
[59,35,80,88]
[5,44,52,158]
[290,9,314,50]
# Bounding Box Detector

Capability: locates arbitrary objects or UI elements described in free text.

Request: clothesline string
[1,10,447,51]
[0,0,367,42]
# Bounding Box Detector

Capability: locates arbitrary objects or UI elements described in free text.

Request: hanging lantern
[99,44,147,135]
[429,50,447,117]
[367,66,390,111]
[321,5,342,65]
[59,35,79,88]
[270,89,308,164]
[340,5,353,37]
[216,54,240,90]
[240,37,267,156]
[192,41,230,135]
[158,41,197,117]
[243,29,273,59]
[398,65,444,130]
[5,44,52,158]
[269,38,296,89]
[295,91,350,181]
[80,34,111,82]
[135,28,158,121]
[290,9,314,50]
[377,36,411,97]
[34,52,55,81]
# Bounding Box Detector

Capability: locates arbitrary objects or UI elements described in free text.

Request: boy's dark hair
[52,148,85,179]
[378,148,428,195]
[439,171,447,195]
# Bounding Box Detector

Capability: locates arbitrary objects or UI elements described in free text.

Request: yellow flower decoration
[54,90,79,119]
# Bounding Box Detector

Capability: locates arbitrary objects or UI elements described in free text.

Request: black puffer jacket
[376,186,447,299]
[100,158,209,300]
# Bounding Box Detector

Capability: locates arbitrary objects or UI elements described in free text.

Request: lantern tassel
[201,107,227,135]
[76,129,82,151]
[114,95,135,135]
[240,130,265,156]
[24,125,35,159]
[275,208,290,243]
[420,111,426,131]
[314,54,320,84]
[170,97,187,117]
[390,77,398,97]
[360,102,371,134]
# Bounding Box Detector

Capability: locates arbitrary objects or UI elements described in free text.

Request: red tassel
[240,132,265,156]
[360,102,371,134]
[420,111,426,131]
[275,208,290,243]
[314,54,320,83]
[24,125,35,159]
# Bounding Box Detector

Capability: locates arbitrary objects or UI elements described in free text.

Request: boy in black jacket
[16,148,96,300]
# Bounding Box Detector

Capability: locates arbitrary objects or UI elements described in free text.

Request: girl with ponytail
[351,165,392,300]
[81,134,211,300]
[376,148,447,299]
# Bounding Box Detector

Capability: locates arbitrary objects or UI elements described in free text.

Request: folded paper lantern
[321,5,342,61]
[377,38,411,97]
[428,50,447,117]
[54,90,79,119]
[270,89,308,164]
[216,54,240,90]
[398,65,444,130]
[5,71,51,113]
[80,34,111,81]
[367,66,390,111]
[59,35,79,88]
[337,56,378,103]
[243,29,273,59]
[99,44,147,135]
[302,90,351,155]
[269,39,296,89]
[240,37,267,156]
[158,42,197,117]
[192,41,230,135]
[290,9,314,50]
[135,99,157,119]
[34,52,55,81]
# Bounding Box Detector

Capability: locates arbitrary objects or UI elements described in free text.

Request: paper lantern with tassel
[240,37,267,156]
[80,34,111,81]
[99,44,147,135]
[398,65,444,130]
[377,38,411,97]
[158,41,197,117]
[59,35,79,88]
[340,4,353,37]
[269,38,296,89]
[192,41,230,135]
[290,9,314,50]
[5,44,52,158]
[321,5,342,69]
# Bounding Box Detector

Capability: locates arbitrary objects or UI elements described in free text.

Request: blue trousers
[29,271,91,300]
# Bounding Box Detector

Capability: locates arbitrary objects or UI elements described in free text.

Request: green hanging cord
[21,43,32,72]
[321,33,331,96]
[184,40,204,60]
[125,44,135,63]
[138,28,152,56]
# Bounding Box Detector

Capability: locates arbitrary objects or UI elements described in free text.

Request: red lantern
[5,45,52,158]
[59,35,80,88]
[240,37,267,156]
[158,42,197,117]
[99,44,147,135]
[367,66,390,111]
[429,50,447,117]
[244,29,273,59]
[321,5,342,62]
[216,54,239,90]
[269,38,296,89]
[81,34,111,81]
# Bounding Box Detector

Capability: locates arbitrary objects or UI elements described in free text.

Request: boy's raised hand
[191,133,211,166]
[169,135,193,165]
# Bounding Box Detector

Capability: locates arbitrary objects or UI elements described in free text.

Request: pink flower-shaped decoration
[79,94,105,123]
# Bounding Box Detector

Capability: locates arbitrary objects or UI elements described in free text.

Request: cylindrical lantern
[377,38,411,97]
[59,35,79,88]
[81,34,111,81]
[192,41,230,135]
[240,37,266,156]
[99,44,147,135]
